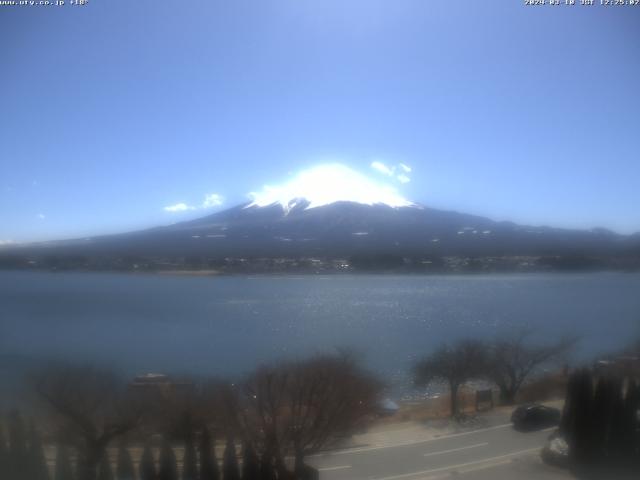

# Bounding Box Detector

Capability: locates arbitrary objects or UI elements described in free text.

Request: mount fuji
[1,164,639,272]
[3,197,638,269]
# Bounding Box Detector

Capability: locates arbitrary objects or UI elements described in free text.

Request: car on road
[511,403,561,431]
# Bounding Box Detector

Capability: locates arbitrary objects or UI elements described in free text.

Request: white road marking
[372,447,541,480]
[422,442,488,457]
[423,459,513,480]
[447,459,513,476]
[318,465,352,472]
[310,423,512,457]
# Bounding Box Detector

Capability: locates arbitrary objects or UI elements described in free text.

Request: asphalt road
[308,422,563,480]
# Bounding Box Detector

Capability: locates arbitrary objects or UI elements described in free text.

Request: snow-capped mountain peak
[245,164,416,213]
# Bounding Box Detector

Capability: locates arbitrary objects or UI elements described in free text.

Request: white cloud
[164,203,195,213]
[37,213,45,220]
[370,161,394,176]
[164,193,224,213]
[371,160,413,184]
[202,193,223,208]
[0,239,15,246]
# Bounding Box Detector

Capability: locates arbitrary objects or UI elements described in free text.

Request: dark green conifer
[560,370,578,436]
[115,443,135,480]
[567,369,594,464]
[199,428,219,480]
[608,377,626,459]
[241,443,259,480]
[632,383,640,462]
[623,381,640,461]
[0,422,8,478]
[138,443,155,480]
[97,452,114,480]
[563,371,640,468]
[590,377,612,461]
[258,450,275,480]
[53,445,74,480]
[222,437,240,480]
[157,438,178,480]
[8,410,29,480]
[28,420,50,480]
[182,435,198,480]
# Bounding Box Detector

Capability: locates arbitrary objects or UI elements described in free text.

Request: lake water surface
[1,271,639,393]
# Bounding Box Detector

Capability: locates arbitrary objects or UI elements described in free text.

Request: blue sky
[1,0,639,243]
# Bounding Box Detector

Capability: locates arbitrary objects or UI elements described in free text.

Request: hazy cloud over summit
[164,193,225,213]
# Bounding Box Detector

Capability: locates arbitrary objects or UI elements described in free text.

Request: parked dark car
[511,404,561,431]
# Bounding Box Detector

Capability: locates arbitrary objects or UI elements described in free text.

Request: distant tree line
[0,352,381,480]
[3,251,639,274]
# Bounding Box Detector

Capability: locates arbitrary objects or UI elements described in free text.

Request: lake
[1,271,639,395]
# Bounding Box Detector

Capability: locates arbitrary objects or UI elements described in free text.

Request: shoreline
[1,266,639,278]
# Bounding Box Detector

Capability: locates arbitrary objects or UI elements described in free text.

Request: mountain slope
[4,201,637,263]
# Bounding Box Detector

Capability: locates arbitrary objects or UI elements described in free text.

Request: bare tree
[284,353,381,472]
[486,331,576,404]
[236,352,380,476]
[35,366,142,480]
[139,375,202,440]
[414,340,487,418]
[240,365,290,472]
